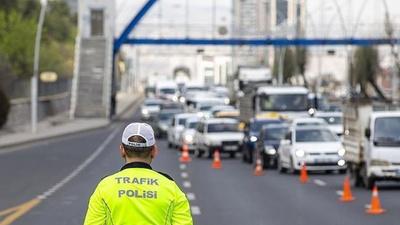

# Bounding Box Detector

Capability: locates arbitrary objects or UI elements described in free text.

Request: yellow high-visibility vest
[84,162,193,225]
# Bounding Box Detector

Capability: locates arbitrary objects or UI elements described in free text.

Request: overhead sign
[40,71,58,83]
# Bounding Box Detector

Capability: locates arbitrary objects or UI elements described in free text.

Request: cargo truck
[342,100,400,189]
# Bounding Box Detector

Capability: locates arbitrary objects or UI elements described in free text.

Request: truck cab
[343,102,400,188]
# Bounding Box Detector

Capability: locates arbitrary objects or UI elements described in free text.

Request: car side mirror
[365,128,371,139]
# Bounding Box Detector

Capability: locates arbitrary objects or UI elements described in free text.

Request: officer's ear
[119,144,126,159]
[151,144,158,158]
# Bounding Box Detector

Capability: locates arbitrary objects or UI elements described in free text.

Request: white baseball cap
[122,123,155,147]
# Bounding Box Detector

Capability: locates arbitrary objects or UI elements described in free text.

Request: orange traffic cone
[211,150,223,169]
[340,177,355,202]
[179,142,192,163]
[366,185,385,214]
[299,162,309,183]
[253,157,264,176]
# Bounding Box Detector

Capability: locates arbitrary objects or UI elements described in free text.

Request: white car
[290,117,329,128]
[277,126,346,174]
[178,117,201,151]
[193,118,244,158]
[167,113,198,148]
[315,111,343,136]
[140,98,164,120]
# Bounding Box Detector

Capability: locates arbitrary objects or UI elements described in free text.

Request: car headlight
[141,109,148,115]
[185,135,193,142]
[250,136,258,142]
[370,160,390,166]
[224,98,230,104]
[337,148,346,157]
[264,145,276,155]
[180,97,186,103]
[172,96,178,102]
[160,124,168,131]
[337,159,346,166]
[197,112,204,117]
[295,149,306,158]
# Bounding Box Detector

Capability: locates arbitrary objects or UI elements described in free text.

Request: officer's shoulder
[100,174,112,181]
[156,171,174,181]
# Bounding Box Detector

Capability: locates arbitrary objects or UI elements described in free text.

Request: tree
[0,11,37,78]
[283,47,296,83]
[272,47,296,84]
[353,46,386,100]
[295,46,308,87]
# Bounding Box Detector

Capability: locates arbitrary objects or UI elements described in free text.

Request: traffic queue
[140,80,400,190]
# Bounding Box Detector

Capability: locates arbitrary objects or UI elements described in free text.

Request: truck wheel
[354,170,363,187]
[230,152,236,158]
[168,141,172,148]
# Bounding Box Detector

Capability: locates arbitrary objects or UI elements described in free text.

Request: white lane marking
[186,192,196,201]
[365,204,371,209]
[180,164,186,170]
[181,172,188,178]
[313,179,327,186]
[37,128,120,200]
[336,190,344,196]
[191,206,201,215]
[183,181,192,188]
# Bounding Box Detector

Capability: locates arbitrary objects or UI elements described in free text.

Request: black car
[154,109,183,138]
[256,123,289,169]
[242,118,285,164]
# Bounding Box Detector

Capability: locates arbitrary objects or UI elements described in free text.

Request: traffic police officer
[84,123,193,224]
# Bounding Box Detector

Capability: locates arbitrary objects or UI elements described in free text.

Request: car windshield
[264,127,287,141]
[260,94,308,111]
[327,104,342,112]
[319,116,342,125]
[374,117,400,146]
[160,88,176,94]
[158,112,176,120]
[200,105,213,111]
[145,101,162,106]
[187,121,199,129]
[178,118,187,125]
[296,129,338,142]
[162,103,183,110]
[251,120,282,132]
[208,123,238,133]
[296,122,324,126]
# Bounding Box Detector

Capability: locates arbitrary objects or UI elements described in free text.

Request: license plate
[224,145,238,151]
[314,158,333,163]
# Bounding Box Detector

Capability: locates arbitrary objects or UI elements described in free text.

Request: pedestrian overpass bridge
[70,0,400,119]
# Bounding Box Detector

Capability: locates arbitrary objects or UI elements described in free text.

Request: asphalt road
[1,106,400,225]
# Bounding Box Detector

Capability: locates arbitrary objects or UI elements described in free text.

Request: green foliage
[283,48,296,83]
[0,11,37,78]
[0,0,76,80]
[352,46,386,100]
[272,47,296,83]
[353,46,379,89]
[295,46,308,87]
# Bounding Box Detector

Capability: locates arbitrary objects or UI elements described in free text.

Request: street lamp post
[31,0,48,133]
